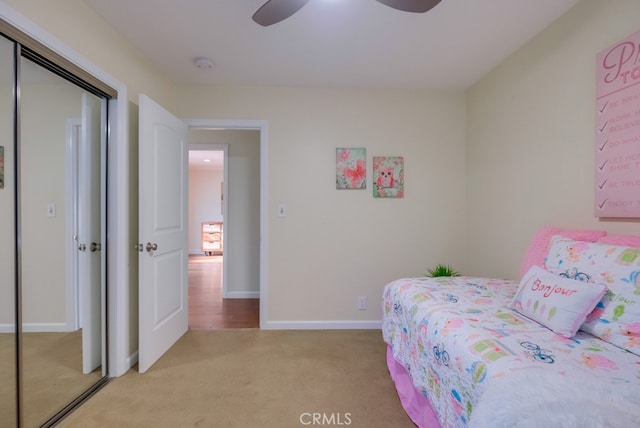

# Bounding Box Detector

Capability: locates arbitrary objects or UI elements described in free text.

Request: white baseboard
[0,324,15,333]
[224,291,260,299]
[21,322,74,333]
[262,320,382,330]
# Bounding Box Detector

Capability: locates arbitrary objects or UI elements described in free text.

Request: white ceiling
[83,0,579,90]
[189,149,224,170]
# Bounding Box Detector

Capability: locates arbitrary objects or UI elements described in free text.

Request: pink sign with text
[595,29,640,218]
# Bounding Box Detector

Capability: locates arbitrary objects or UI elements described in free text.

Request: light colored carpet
[59,329,415,428]
[0,333,17,426]
[0,331,103,428]
[22,331,103,427]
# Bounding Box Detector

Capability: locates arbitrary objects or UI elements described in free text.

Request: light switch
[47,203,56,217]
[277,203,287,218]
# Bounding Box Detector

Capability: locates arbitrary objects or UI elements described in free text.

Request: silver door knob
[90,242,101,252]
[145,242,158,252]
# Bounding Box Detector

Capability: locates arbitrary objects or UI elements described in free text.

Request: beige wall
[2,0,175,107]
[189,129,262,297]
[224,133,260,296]
[20,82,83,328]
[1,0,179,357]
[174,86,467,322]
[11,0,640,327]
[0,38,13,327]
[466,0,640,280]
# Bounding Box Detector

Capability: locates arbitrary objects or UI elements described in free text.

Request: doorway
[138,100,268,372]
[187,130,260,329]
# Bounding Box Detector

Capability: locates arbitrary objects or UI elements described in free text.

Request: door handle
[90,242,102,252]
[145,242,158,252]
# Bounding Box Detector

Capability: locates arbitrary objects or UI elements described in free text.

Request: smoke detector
[194,56,214,70]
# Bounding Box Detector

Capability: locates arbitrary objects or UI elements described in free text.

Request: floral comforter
[382,277,640,428]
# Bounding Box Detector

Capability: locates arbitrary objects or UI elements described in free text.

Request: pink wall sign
[595,29,640,218]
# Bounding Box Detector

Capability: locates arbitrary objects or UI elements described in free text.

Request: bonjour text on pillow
[509,265,607,338]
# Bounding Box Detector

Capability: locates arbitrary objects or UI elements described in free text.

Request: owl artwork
[373,156,403,198]
[376,167,395,188]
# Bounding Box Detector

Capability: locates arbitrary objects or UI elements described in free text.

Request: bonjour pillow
[544,236,640,355]
[509,266,607,338]
[519,226,606,277]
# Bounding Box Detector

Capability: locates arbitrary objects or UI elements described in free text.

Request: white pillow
[509,266,607,338]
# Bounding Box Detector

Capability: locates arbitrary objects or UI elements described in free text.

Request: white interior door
[79,93,104,374]
[138,94,188,373]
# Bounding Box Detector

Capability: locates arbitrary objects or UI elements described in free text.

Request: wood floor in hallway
[188,255,259,329]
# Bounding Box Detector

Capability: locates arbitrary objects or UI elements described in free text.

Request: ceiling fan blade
[376,0,442,13]
[252,0,311,26]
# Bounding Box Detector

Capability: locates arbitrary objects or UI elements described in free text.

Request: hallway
[188,255,259,329]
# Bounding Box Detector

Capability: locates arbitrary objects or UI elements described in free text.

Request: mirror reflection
[0,33,16,428]
[18,54,106,426]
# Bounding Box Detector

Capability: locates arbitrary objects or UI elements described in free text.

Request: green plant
[426,264,460,277]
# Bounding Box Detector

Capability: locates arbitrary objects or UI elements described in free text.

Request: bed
[382,228,640,428]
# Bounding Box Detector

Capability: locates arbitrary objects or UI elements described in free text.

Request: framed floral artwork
[336,147,366,190]
[373,156,404,198]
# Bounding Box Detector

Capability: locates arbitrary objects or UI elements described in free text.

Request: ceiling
[83,0,579,90]
[189,149,224,170]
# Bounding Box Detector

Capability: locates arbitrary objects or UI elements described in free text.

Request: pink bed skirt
[386,346,442,428]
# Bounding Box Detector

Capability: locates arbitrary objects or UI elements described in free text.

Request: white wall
[188,168,223,254]
[466,0,640,280]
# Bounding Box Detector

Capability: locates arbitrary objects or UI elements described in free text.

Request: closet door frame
[0,0,130,383]
[14,38,109,428]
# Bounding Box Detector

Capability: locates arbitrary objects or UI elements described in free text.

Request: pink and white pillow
[519,226,606,278]
[544,235,640,355]
[597,235,640,247]
[509,265,607,338]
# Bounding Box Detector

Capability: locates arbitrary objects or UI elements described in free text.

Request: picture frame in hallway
[373,156,404,198]
[336,147,366,190]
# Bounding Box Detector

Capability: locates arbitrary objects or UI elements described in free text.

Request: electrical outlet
[357,296,367,310]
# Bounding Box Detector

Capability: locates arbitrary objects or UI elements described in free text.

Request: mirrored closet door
[1,27,111,427]
[0,32,17,428]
